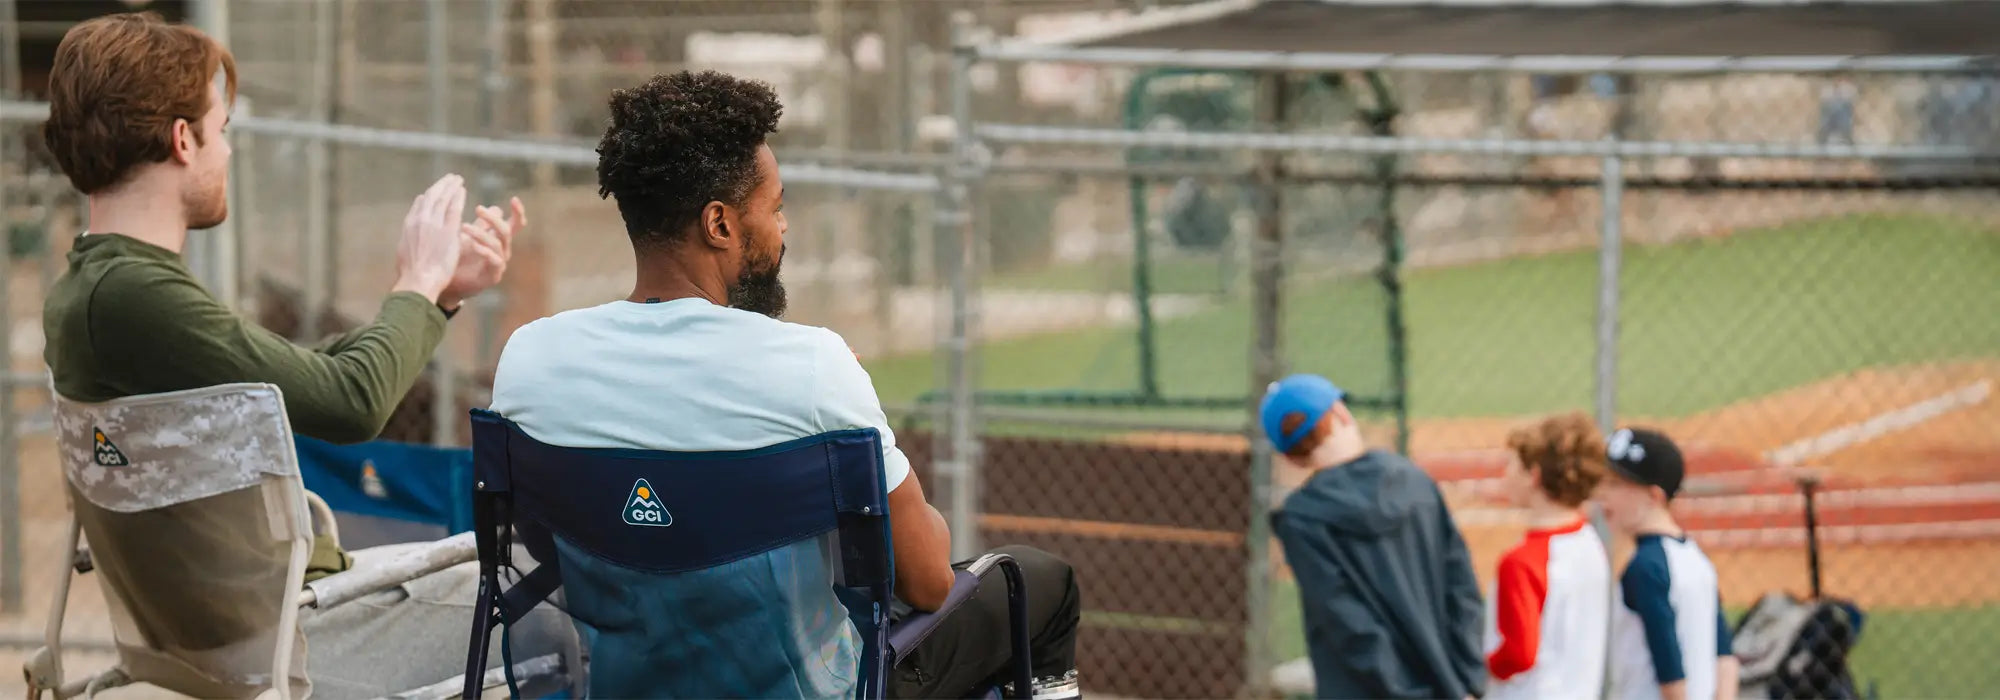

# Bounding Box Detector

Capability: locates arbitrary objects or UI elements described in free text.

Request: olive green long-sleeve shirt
[44,233,449,578]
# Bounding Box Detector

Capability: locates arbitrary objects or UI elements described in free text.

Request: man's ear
[170,118,198,166]
[699,200,733,250]
[1330,401,1356,427]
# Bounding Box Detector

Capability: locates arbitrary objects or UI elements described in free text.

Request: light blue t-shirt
[489,298,911,489]
[489,297,913,697]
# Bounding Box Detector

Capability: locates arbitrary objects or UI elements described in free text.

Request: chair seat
[887,570,981,665]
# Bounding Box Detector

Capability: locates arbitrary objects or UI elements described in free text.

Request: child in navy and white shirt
[1597,427,1739,700]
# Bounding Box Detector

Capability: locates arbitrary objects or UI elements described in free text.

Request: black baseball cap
[1606,427,1686,498]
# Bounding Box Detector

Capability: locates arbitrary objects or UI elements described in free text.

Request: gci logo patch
[623,478,672,527]
[93,427,130,467]
[360,462,389,500]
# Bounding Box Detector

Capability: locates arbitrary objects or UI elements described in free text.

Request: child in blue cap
[1265,374,1487,700]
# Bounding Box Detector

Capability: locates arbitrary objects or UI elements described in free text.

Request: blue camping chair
[295,436,475,548]
[461,409,1036,699]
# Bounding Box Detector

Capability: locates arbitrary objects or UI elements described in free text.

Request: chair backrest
[468,409,895,699]
[296,436,475,547]
[53,383,312,699]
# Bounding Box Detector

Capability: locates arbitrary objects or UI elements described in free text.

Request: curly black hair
[595,70,783,248]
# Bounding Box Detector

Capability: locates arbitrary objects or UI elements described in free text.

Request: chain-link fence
[215,0,967,449]
[0,0,965,687]
[948,22,1999,698]
[4,2,2000,699]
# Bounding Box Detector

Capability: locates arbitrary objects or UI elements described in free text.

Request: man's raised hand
[392,174,467,304]
[439,196,524,311]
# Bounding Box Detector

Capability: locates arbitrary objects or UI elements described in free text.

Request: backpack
[1731,591,1867,700]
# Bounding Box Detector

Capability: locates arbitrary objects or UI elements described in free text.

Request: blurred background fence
[3,1,1999,698]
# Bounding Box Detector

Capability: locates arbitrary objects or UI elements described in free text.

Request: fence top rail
[0,100,942,194]
[974,123,1998,161]
[550,132,953,172]
[972,42,2000,75]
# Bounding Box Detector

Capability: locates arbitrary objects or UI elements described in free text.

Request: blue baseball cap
[1259,374,1346,453]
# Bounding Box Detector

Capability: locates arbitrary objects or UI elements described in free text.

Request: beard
[728,242,787,319]
[183,172,229,230]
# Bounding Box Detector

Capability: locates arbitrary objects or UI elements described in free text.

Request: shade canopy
[1068,1,2000,57]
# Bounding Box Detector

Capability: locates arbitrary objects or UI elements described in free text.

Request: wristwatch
[439,302,461,320]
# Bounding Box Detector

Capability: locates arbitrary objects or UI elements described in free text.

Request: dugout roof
[1054,0,2000,58]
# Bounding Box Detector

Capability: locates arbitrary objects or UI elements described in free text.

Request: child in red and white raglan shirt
[1485,413,1614,700]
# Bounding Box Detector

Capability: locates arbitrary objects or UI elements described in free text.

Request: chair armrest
[889,553,1036,697]
[962,552,1012,578]
[887,570,981,664]
[297,532,476,610]
[304,490,341,545]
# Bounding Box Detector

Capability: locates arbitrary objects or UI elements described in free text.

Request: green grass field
[866,213,2000,421]
[1266,580,2000,699]
[877,213,2000,695]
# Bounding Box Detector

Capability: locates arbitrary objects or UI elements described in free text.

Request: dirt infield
[1415,359,2000,483]
[1114,358,2000,488]
[1456,523,2000,609]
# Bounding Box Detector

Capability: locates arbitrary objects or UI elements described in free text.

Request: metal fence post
[427,0,458,447]
[941,13,982,560]
[0,0,19,613]
[0,163,14,616]
[0,0,16,101]
[875,0,912,358]
[1801,474,1824,599]
[302,0,336,341]
[1593,144,1625,700]
[1595,149,1623,432]
[813,0,848,327]
[1244,69,1288,699]
[189,0,240,310]
[1361,71,1412,455]
[473,0,508,373]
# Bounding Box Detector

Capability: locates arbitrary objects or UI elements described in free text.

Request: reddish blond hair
[43,12,238,194]
[1277,411,1333,460]
[1506,412,1608,507]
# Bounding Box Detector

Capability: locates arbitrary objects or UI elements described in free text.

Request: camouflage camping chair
[21,383,545,700]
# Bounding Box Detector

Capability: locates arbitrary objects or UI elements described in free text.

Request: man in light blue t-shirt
[490,70,1081,699]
